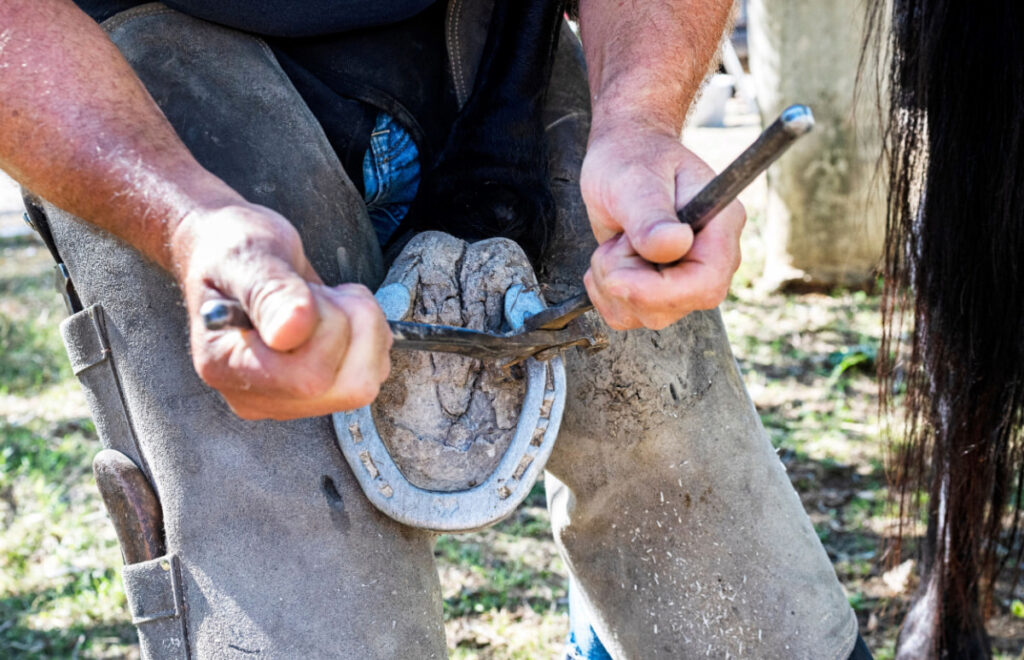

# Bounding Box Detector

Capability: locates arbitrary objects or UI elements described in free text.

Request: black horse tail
[867,1,1024,657]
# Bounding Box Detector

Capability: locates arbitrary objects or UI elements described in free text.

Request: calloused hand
[169,203,391,420]
[580,122,746,330]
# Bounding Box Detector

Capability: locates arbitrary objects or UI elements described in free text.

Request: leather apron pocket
[60,304,149,472]
[122,554,190,660]
[61,305,190,658]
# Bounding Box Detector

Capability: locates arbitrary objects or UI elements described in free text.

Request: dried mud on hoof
[372,232,540,492]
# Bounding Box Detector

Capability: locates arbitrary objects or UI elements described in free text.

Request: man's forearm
[575,0,744,331]
[579,0,734,136]
[0,0,240,272]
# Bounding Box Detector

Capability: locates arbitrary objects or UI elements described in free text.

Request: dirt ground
[1,111,1023,658]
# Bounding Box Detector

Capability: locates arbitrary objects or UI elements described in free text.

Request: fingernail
[650,220,684,237]
[641,220,673,242]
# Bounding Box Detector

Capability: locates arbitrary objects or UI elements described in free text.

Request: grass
[0,235,138,659]
[437,483,569,657]
[0,314,69,395]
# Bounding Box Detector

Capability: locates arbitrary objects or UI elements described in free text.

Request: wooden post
[747,0,885,291]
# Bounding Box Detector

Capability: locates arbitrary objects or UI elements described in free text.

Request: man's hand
[171,204,392,420]
[576,0,738,331]
[0,2,391,421]
[580,123,745,330]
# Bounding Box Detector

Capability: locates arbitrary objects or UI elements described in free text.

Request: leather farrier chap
[30,1,574,657]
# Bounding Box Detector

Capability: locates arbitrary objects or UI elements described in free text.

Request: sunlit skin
[0,0,738,420]
[579,0,744,330]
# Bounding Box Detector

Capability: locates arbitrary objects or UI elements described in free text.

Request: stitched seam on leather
[455,0,467,104]
[446,1,458,104]
[545,111,588,132]
[104,337,156,487]
[447,0,468,107]
[172,556,193,659]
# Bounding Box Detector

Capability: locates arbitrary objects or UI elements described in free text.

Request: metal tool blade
[387,320,598,362]
[200,298,599,363]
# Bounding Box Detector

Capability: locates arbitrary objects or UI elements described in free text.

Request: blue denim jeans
[362,112,421,245]
[566,578,613,659]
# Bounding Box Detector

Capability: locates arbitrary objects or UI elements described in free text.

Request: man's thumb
[627,212,694,265]
[618,176,694,264]
[247,267,319,352]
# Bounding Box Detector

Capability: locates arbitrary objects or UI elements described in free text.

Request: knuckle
[733,199,747,225]
[579,155,603,192]
[579,170,598,200]
[289,369,334,399]
[583,270,597,298]
[194,355,226,389]
[605,312,639,331]
[249,276,301,313]
[361,297,386,320]
[346,379,380,409]
[717,279,732,302]
[692,289,715,310]
[700,284,728,310]
[340,282,373,297]
[345,293,382,319]
[628,284,657,309]
[643,314,674,331]
[627,286,663,313]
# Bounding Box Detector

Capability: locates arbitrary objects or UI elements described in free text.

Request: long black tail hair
[867,1,1024,656]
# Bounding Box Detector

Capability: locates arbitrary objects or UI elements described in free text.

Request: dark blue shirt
[75,0,436,36]
[74,1,456,197]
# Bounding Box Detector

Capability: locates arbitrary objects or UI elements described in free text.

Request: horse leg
[897,459,991,659]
